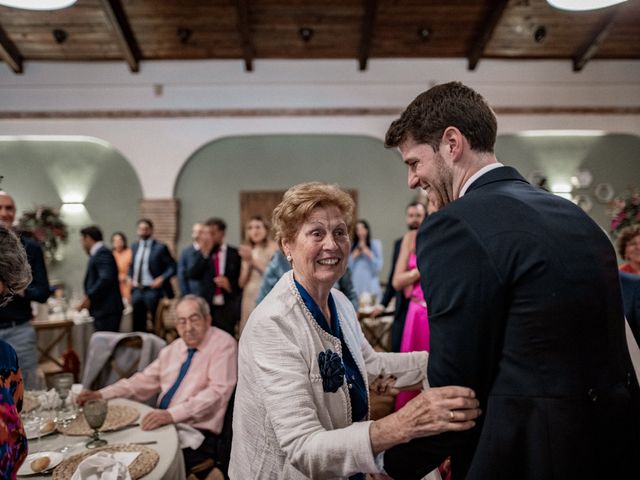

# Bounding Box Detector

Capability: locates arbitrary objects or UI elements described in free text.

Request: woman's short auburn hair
[617,224,640,258]
[272,182,355,249]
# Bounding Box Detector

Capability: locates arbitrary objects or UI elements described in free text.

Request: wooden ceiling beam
[235,0,254,72]
[467,0,509,71]
[0,23,23,74]
[100,0,141,73]
[572,8,620,72]
[358,0,379,71]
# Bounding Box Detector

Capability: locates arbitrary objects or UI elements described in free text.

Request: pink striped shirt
[100,327,237,434]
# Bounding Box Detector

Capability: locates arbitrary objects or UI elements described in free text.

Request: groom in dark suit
[383,82,640,479]
[79,225,123,332]
[129,218,176,332]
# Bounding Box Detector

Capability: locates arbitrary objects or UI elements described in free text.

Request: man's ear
[441,126,464,162]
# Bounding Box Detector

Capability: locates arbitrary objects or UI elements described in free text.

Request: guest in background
[129,219,176,333]
[79,226,124,332]
[238,216,277,335]
[230,182,480,479]
[372,201,426,352]
[617,225,640,274]
[111,231,132,304]
[256,249,359,310]
[0,192,50,389]
[392,228,429,410]
[189,218,241,336]
[349,219,383,304]
[620,270,640,346]
[77,295,237,480]
[0,225,31,478]
[178,223,204,297]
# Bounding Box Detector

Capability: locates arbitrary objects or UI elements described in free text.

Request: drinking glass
[83,399,108,449]
[52,373,74,409]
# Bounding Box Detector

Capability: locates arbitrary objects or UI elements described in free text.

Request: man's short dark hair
[205,217,226,232]
[385,81,497,154]
[80,225,103,242]
[406,201,425,211]
[137,218,154,230]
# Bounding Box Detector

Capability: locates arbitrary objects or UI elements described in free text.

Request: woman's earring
[286,255,292,263]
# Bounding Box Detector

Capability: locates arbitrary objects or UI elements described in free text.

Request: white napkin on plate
[37,388,59,410]
[176,423,205,450]
[69,452,139,480]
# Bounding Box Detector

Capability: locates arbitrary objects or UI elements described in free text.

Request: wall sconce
[61,202,84,214]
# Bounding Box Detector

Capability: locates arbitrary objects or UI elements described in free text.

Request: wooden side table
[32,318,75,383]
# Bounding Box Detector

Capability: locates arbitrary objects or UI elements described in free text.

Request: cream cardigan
[229,270,428,479]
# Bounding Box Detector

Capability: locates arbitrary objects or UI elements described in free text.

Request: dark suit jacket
[385,166,640,479]
[129,239,176,299]
[620,271,640,347]
[380,237,410,352]
[188,245,242,321]
[177,244,202,297]
[0,235,50,327]
[84,245,123,329]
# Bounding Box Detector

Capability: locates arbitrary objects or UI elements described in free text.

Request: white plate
[17,451,64,476]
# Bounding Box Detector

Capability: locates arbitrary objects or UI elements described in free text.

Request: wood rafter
[100,0,141,73]
[358,0,378,71]
[572,8,620,72]
[467,0,509,71]
[0,23,22,74]
[235,0,254,72]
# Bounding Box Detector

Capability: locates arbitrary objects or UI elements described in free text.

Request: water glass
[83,399,108,449]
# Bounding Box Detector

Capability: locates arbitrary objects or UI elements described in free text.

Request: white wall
[1,58,639,198]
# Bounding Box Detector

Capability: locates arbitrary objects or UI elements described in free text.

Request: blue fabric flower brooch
[318,349,345,393]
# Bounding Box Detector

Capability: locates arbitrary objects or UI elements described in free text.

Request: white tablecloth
[26,398,185,480]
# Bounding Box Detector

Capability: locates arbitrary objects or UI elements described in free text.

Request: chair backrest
[82,332,166,404]
[154,298,178,343]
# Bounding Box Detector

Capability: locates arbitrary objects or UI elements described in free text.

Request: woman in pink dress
[392,229,429,410]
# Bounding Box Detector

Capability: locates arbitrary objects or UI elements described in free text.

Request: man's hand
[76,390,102,406]
[141,409,173,430]
[77,296,91,312]
[370,305,386,318]
[151,276,164,289]
[214,276,231,292]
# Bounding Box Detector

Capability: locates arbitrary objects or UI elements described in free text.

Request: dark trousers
[211,304,237,337]
[93,313,121,332]
[391,294,410,353]
[182,430,220,479]
[132,287,163,332]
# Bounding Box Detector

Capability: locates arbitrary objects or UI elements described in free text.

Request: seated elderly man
[78,294,237,479]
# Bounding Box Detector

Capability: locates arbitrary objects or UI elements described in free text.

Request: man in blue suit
[382,82,640,479]
[79,225,123,332]
[177,222,204,296]
[620,271,640,346]
[129,219,176,332]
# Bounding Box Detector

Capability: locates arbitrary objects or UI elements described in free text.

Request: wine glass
[52,373,74,410]
[83,399,108,449]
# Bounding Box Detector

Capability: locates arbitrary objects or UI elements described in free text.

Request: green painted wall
[495,133,640,242]
[0,138,143,297]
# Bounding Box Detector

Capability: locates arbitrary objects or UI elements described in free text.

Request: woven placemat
[52,444,159,480]
[64,404,140,436]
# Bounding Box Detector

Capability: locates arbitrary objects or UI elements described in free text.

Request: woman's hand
[369,386,481,455]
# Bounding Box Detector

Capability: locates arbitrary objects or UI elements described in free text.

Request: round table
[24,398,186,480]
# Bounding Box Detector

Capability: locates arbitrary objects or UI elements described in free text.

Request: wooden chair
[154,298,178,343]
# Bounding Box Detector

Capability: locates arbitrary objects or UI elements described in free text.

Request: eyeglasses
[175,315,206,327]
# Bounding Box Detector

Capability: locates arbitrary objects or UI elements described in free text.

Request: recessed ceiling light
[0,0,77,10]
[547,0,627,11]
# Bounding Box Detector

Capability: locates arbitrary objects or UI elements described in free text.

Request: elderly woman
[0,225,31,478]
[230,182,480,479]
[617,225,640,274]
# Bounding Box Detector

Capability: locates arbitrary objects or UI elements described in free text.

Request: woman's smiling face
[284,204,350,293]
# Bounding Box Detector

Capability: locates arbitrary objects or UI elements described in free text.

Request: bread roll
[31,456,51,472]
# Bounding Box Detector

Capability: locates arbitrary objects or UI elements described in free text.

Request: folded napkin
[70,452,139,480]
[37,388,59,410]
[176,423,205,450]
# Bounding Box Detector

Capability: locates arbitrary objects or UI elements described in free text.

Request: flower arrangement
[18,206,68,262]
[609,189,640,238]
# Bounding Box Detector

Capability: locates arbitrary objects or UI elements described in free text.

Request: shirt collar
[459,162,504,198]
[294,278,340,339]
[90,241,104,256]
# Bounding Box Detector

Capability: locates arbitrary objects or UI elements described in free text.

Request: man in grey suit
[383,81,640,479]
